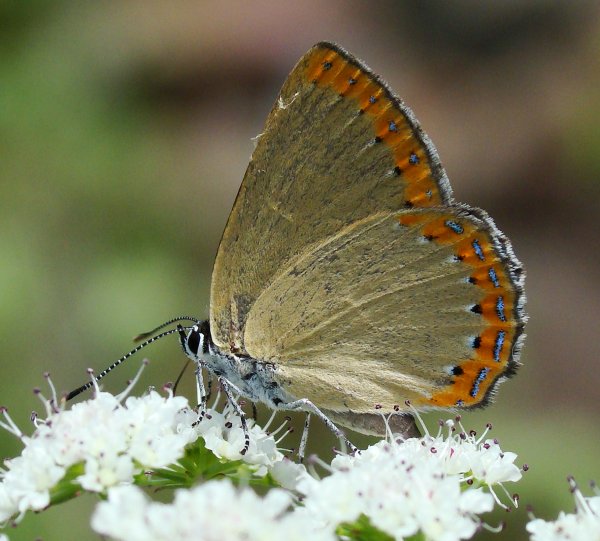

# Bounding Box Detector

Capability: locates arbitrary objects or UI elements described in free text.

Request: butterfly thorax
[181,321,292,409]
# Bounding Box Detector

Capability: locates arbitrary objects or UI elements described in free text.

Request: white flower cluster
[194,407,288,477]
[297,419,522,541]
[527,477,600,541]
[0,376,292,525]
[88,417,522,541]
[0,388,196,523]
[92,480,333,541]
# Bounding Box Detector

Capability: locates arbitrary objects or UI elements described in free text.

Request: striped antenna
[133,316,202,342]
[66,327,184,401]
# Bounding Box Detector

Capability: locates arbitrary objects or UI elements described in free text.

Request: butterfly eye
[186,327,202,356]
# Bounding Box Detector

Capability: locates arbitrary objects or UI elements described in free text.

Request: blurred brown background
[1,2,599,540]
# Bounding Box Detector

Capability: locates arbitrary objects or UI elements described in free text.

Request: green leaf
[336,514,393,541]
[335,514,426,541]
[48,462,85,505]
[135,439,281,490]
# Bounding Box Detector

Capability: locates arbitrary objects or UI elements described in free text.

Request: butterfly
[68,42,526,457]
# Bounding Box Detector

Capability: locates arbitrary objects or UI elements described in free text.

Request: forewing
[210,42,453,353]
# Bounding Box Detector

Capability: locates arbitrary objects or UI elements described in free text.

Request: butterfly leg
[218,376,251,456]
[205,376,213,403]
[280,399,357,454]
[298,413,311,462]
[192,363,208,427]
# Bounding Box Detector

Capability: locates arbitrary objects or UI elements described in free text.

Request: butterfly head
[178,320,211,361]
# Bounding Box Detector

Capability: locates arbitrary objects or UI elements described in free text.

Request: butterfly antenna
[172,358,192,395]
[66,327,183,401]
[133,316,202,342]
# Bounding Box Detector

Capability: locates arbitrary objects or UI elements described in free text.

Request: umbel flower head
[526,476,600,541]
[92,480,331,541]
[0,367,526,541]
[0,366,293,525]
[297,416,522,541]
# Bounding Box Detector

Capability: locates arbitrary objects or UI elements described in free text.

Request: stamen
[211,388,222,409]
[569,476,593,514]
[275,427,294,445]
[0,407,24,439]
[435,419,444,439]
[380,412,394,442]
[481,520,505,533]
[262,409,278,432]
[270,416,292,437]
[116,359,149,402]
[498,482,518,508]
[476,422,493,445]
[306,453,334,475]
[405,400,430,437]
[44,372,59,412]
[455,415,468,435]
[34,387,53,418]
[305,455,321,480]
[162,382,174,397]
[488,485,509,510]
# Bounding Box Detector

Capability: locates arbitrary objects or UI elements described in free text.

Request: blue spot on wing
[472,239,485,261]
[445,220,464,234]
[493,330,506,362]
[470,367,490,398]
[409,152,420,165]
[488,268,500,287]
[388,120,397,132]
[496,295,507,322]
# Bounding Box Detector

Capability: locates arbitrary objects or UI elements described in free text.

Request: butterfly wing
[245,207,525,416]
[210,42,453,354]
[210,42,526,428]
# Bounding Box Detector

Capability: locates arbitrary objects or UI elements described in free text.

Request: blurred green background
[1,2,599,539]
